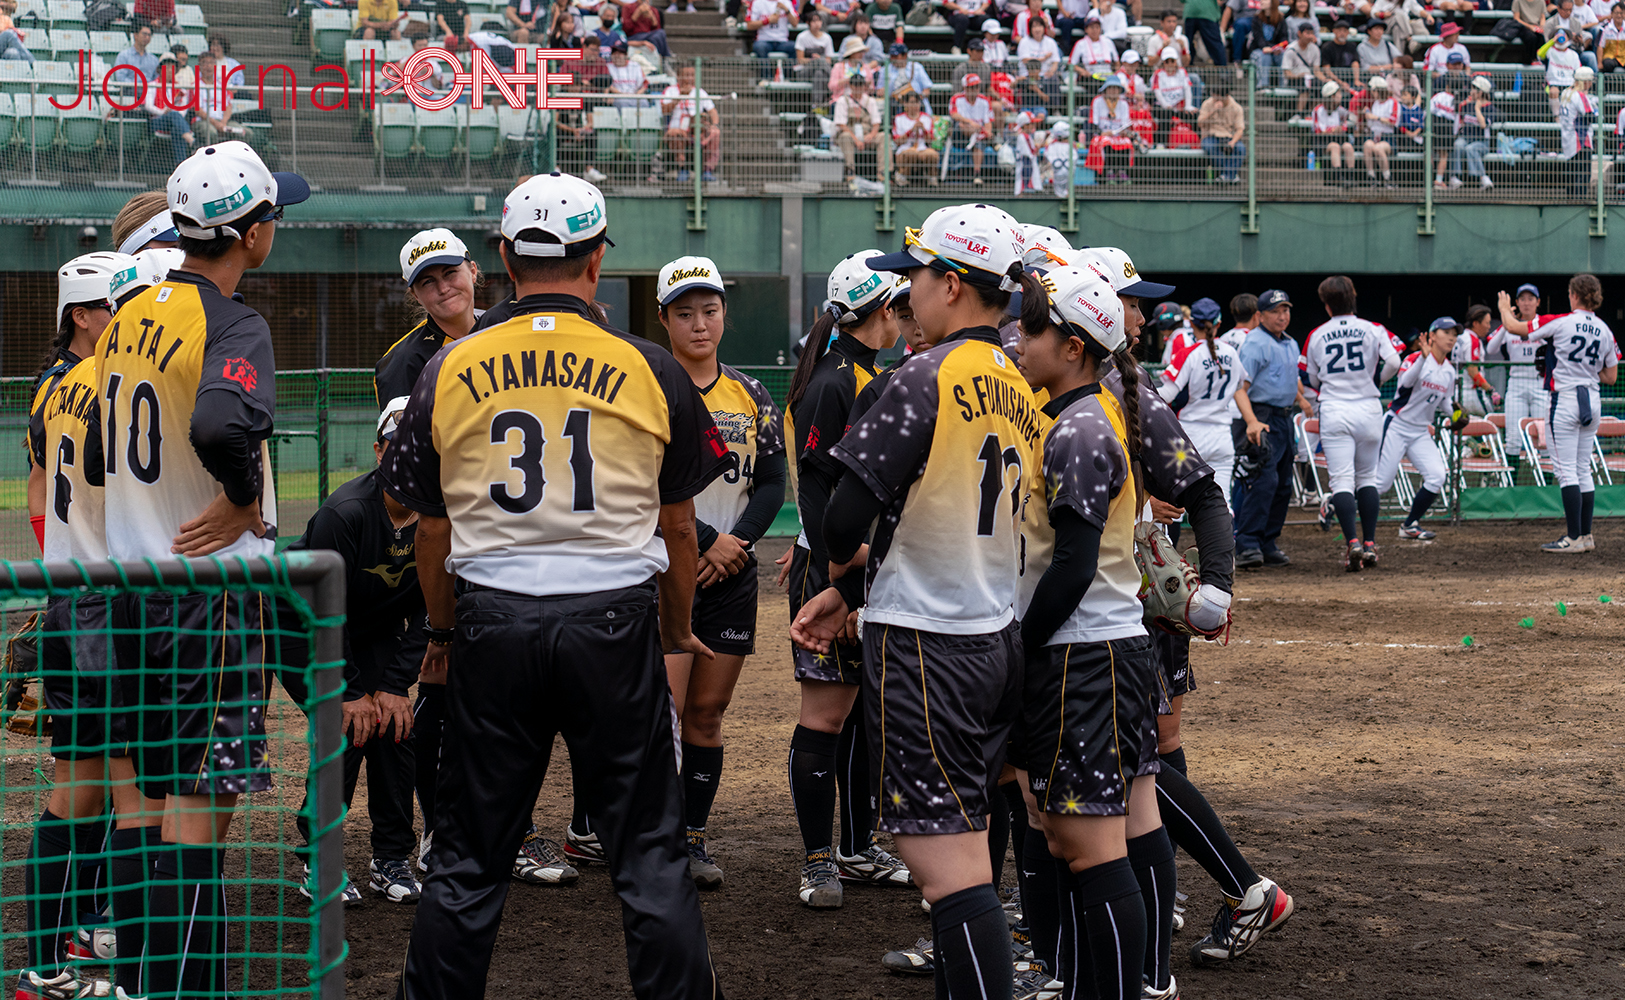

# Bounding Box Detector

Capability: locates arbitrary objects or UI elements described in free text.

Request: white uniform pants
[1013,151,1041,195]
[1549,385,1600,490]
[1503,373,1545,456]
[1317,399,1383,494]
[1375,414,1447,494]
[1184,420,1236,510]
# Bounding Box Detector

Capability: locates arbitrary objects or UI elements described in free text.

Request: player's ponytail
[34,315,78,379]
[1017,270,1050,341]
[787,309,839,416]
[1201,321,1224,378]
[1113,345,1145,489]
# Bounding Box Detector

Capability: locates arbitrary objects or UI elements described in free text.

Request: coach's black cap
[1258,289,1291,310]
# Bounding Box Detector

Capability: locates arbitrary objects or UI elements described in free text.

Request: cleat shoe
[1014,967,1063,1000]
[835,845,912,885]
[1579,533,1596,551]
[1317,497,1334,532]
[880,937,934,975]
[297,862,362,905]
[66,926,116,961]
[1141,974,1180,999]
[1397,523,1436,540]
[1172,890,1187,933]
[687,831,724,891]
[920,896,931,913]
[1361,541,1379,567]
[1342,540,1363,573]
[799,852,844,908]
[1011,924,1035,963]
[417,833,432,874]
[370,857,422,903]
[514,831,579,885]
[1190,878,1294,965]
[561,824,607,865]
[1542,535,1583,553]
[1235,548,1263,569]
[16,970,111,1000]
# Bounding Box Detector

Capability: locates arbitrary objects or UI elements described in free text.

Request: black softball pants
[397,580,723,1000]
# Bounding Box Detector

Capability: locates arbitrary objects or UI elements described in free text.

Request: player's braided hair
[35,314,80,380]
[1199,318,1224,378]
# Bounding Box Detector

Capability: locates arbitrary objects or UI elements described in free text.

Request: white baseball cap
[167,140,309,240]
[890,277,912,307]
[56,252,129,328]
[1120,48,1140,63]
[1036,266,1126,357]
[1072,246,1176,298]
[377,395,411,440]
[1014,110,1033,127]
[827,250,895,324]
[659,254,727,306]
[982,18,1003,32]
[865,203,1026,289]
[109,247,185,304]
[1470,73,1493,91]
[1576,65,1596,81]
[1049,119,1072,137]
[500,171,614,257]
[1159,46,1180,62]
[117,207,178,256]
[401,228,471,285]
[1021,224,1073,266]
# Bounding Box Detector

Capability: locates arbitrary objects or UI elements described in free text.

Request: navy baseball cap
[1258,289,1291,310]
[1516,283,1540,297]
[1152,301,1184,328]
[889,41,909,55]
[1191,297,1221,323]
[1447,51,1466,63]
[1429,315,1460,331]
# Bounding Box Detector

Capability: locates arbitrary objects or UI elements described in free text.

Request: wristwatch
[423,623,456,646]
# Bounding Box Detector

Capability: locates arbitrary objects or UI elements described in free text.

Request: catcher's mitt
[3,611,48,737]
[1233,434,1268,484]
[1134,522,1229,642]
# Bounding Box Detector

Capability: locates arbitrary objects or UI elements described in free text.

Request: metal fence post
[306,552,348,1000]
[1063,69,1078,233]
[1242,61,1259,234]
[689,57,706,232]
[1419,70,1435,235]
[878,81,894,232]
[316,275,330,503]
[1592,69,1608,237]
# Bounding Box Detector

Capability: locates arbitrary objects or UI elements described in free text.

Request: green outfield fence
[0,553,346,999]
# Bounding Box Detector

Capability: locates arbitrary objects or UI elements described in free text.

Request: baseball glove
[1233,434,1268,484]
[2,611,48,738]
[1134,522,1229,642]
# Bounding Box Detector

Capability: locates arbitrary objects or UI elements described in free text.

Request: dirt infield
[308,521,1625,997]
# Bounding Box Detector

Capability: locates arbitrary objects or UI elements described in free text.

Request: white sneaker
[1447,176,1463,189]
[417,832,432,873]
[1579,533,1596,551]
[1541,535,1583,553]
[585,167,608,184]
[1480,174,1494,189]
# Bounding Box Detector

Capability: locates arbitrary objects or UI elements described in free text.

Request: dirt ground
[6,519,1625,998]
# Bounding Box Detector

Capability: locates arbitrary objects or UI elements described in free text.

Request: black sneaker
[799,851,843,908]
[1235,548,1264,569]
[1262,548,1290,566]
[687,830,724,891]
[369,857,422,904]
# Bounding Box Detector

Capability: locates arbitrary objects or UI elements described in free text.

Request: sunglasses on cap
[902,226,969,275]
[254,205,285,224]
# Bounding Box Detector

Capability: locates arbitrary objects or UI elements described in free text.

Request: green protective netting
[0,556,346,999]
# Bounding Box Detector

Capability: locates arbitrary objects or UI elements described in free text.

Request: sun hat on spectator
[963,71,983,86]
[1321,79,1341,97]
[1101,73,1126,91]
[1084,10,1101,22]
[1577,65,1595,80]
[968,38,986,49]
[1370,76,1390,90]
[982,18,1003,33]
[889,41,908,55]
[1048,119,1071,137]
[1470,74,1492,91]
[839,35,868,57]
[1364,19,1384,32]
[1439,21,1461,36]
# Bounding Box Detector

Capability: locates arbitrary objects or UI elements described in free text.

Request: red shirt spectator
[622,0,663,34]
[135,0,177,30]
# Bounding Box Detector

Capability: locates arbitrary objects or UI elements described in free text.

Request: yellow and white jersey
[694,364,785,535]
[1018,382,1144,644]
[381,293,730,597]
[830,326,1042,635]
[95,271,278,561]
[36,357,107,561]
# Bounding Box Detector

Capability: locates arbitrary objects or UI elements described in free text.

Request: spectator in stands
[1071,13,1117,78]
[358,0,408,40]
[892,90,939,183]
[749,0,799,69]
[623,0,674,57]
[208,35,242,85]
[1312,80,1356,176]
[883,42,934,111]
[1198,77,1246,181]
[948,72,997,182]
[1428,86,1456,187]
[1221,0,1264,64]
[1016,18,1063,100]
[1318,19,1363,87]
[468,29,519,66]
[134,0,176,32]
[956,38,991,86]
[607,41,648,105]
[1424,21,1470,71]
[1013,0,1054,43]
[1088,74,1135,181]
[1284,21,1320,110]
[805,0,857,26]
[1011,60,1052,105]
[662,62,721,180]
[943,0,994,53]
[1111,48,1145,96]
[1548,30,1583,115]
[849,12,886,58]
[1395,81,1424,150]
[568,35,609,87]
[594,2,629,54]
[1282,0,1316,43]
[549,10,585,47]
[1499,0,1547,63]
[834,73,884,180]
[1053,0,1090,56]
[830,34,878,99]
[0,4,31,63]
[189,56,240,144]
[1600,2,1625,71]
[981,18,1010,64]
[1246,2,1287,86]
[797,11,836,65]
[1548,0,1600,58]
[1156,10,1192,65]
[1095,0,1129,44]
[434,1,470,48]
[1151,46,1195,144]
[1184,0,1228,66]
[143,57,193,168]
[1360,75,1396,185]
[1358,21,1404,75]
[865,0,904,47]
[115,25,157,83]
[1447,74,1495,189]
[506,0,547,42]
[1368,0,1430,51]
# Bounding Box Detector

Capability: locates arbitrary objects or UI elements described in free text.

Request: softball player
[1449,306,1502,416]
[655,255,788,890]
[781,250,907,910]
[1377,318,1471,541]
[374,229,484,406]
[382,172,728,1000]
[110,189,179,257]
[1157,297,1251,508]
[1301,275,1401,572]
[96,141,308,1000]
[792,203,1036,1000]
[1487,283,1545,479]
[1497,274,1620,552]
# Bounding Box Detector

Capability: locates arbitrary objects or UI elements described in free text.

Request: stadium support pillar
[1418,71,1435,236]
[782,194,804,349]
[690,57,707,232]
[1063,70,1078,234]
[1592,70,1608,238]
[878,84,894,232]
[1242,61,1258,235]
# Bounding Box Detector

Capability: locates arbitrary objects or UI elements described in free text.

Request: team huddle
[13,141,1617,1000]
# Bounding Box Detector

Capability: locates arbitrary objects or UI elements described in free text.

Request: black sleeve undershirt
[1174,474,1234,593]
[732,451,787,546]
[190,388,272,507]
[1021,506,1103,652]
[822,469,888,610]
[798,453,843,566]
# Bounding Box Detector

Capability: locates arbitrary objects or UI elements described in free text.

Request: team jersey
[1375,323,1407,355]
[1299,313,1400,406]
[1159,339,1244,424]
[1102,363,1215,501]
[694,364,786,536]
[33,356,107,561]
[829,326,1041,635]
[1159,324,1196,366]
[375,311,485,406]
[1388,351,1458,428]
[381,293,729,597]
[95,271,279,561]
[1449,331,1481,368]
[26,351,80,472]
[787,331,879,547]
[1525,310,1620,391]
[1218,325,1252,350]
[1017,382,1143,644]
[1487,324,1541,374]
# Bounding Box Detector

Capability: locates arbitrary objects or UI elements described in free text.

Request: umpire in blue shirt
[1232,289,1308,568]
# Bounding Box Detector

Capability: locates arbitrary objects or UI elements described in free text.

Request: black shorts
[1153,630,1196,712]
[863,620,1022,836]
[1025,633,1160,817]
[40,596,134,761]
[788,544,861,684]
[690,555,758,656]
[113,592,273,798]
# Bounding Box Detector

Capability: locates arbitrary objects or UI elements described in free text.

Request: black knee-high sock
[147,845,226,999]
[931,884,1015,1000]
[109,827,160,994]
[1059,858,1145,1000]
[1160,746,1187,776]
[1331,491,1357,541]
[1356,485,1381,543]
[1054,856,1076,988]
[75,812,112,923]
[1155,758,1258,901]
[835,705,873,858]
[681,742,725,837]
[1002,781,1029,878]
[987,793,1011,887]
[1021,828,1062,975]
[1405,487,1439,526]
[1128,828,1177,991]
[1563,484,1583,538]
[789,724,839,857]
[1582,490,1596,535]
[25,810,77,973]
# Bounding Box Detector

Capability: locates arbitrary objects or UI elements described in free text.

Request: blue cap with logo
[1516,282,1540,298]
[1258,289,1291,310]
[1429,315,1461,332]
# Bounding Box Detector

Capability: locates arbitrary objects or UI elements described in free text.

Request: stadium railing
[0,552,347,1000]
